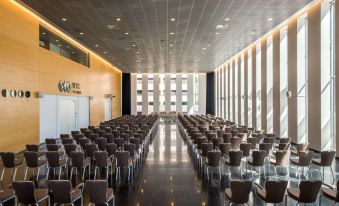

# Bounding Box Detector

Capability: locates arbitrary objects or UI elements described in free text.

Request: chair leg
[13,167,17,181]
[58,167,62,180]
[206,167,209,182]
[0,168,5,181]
[94,166,97,180]
[218,166,221,180]
[36,168,40,180]
[330,166,335,182]
[46,167,50,180]
[24,167,28,180]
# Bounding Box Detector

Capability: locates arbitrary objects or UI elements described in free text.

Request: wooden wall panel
[0,1,121,152]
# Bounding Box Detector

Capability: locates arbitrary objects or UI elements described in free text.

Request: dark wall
[122,73,131,115]
[206,72,215,115]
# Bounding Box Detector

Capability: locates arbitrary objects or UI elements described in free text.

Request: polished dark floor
[1,121,338,205]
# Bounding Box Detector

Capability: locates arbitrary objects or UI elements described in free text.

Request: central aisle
[117,121,219,206]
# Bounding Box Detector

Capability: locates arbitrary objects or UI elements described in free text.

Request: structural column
[237,56,241,125]
[252,46,257,129]
[165,73,171,112]
[272,29,281,135]
[199,73,207,115]
[130,73,137,115]
[187,73,194,114]
[261,39,267,131]
[308,2,321,151]
[176,74,182,112]
[153,74,160,112]
[244,51,248,126]
[142,73,148,114]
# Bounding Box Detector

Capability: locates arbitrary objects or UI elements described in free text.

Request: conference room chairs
[320,180,339,205]
[12,181,50,206]
[290,151,313,179]
[23,151,47,180]
[0,152,23,181]
[255,180,288,205]
[69,151,91,181]
[49,180,84,205]
[205,150,222,181]
[45,151,67,180]
[86,180,115,206]
[93,151,112,180]
[224,180,252,205]
[285,180,322,205]
[312,150,336,182]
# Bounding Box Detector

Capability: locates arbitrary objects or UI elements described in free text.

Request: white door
[104,98,112,121]
[59,98,77,134]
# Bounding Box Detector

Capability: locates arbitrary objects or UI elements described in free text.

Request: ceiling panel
[19,0,314,73]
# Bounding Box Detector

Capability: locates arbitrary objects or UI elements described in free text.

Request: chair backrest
[230,180,252,204]
[223,133,232,143]
[259,143,271,154]
[24,151,38,167]
[298,151,313,166]
[251,150,266,166]
[45,138,57,144]
[247,137,258,149]
[279,137,291,144]
[336,180,339,201]
[217,130,225,138]
[239,143,251,157]
[97,138,108,151]
[94,151,109,167]
[115,151,130,167]
[278,143,290,151]
[219,143,231,156]
[230,137,241,150]
[265,180,288,203]
[106,134,114,143]
[212,137,223,149]
[130,138,140,150]
[207,151,221,167]
[70,151,85,167]
[46,151,61,167]
[106,143,117,157]
[62,138,73,145]
[124,143,136,158]
[90,134,99,142]
[229,150,243,166]
[86,180,109,204]
[12,181,36,204]
[114,138,124,149]
[263,137,275,144]
[201,143,213,157]
[79,138,90,148]
[64,144,77,156]
[85,143,97,158]
[275,150,290,166]
[49,180,72,203]
[299,180,322,203]
[46,144,59,151]
[297,143,309,153]
[0,152,15,168]
[121,133,130,142]
[26,144,39,152]
[320,151,335,166]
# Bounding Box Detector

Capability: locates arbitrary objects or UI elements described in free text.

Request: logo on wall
[58,80,81,94]
[1,89,31,98]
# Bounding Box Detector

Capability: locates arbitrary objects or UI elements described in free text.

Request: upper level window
[39,26,89,67]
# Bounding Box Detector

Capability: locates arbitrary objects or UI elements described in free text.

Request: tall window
[235,59,239,124]
[136,74,143,113]
[225,65,228,119]
[280,27,289,138]
[215,70,219,116]
[194,74,199,113]
[230,64,233,121]
[159,74,165,112]
[182,74,188,113]
[267,36,274,133]
[148,74,154,114]
[248,50,253,127]
[321,0,336,151]
[170,74,176,112]
[297,15,308,143]
[221,67,225,118]
[256,43,262,130]
[241,53,245,125]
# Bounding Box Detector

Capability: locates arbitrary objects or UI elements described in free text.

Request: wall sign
[58,80,81,94]
[1,89,31,98]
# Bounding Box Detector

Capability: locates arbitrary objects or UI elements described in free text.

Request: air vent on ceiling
[107,25,120,30]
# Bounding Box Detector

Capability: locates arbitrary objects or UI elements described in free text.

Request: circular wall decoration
[18,90,24,98]
[10,90,17,98]
[25,91,31,98]
[2,89,9,97]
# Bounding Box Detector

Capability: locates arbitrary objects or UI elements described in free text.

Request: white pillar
[142,73,148,114]
[153,74,160,113]
[176,74,182,112]
[187,73,194,114]
[130,73,137,115]
[199,73,206,115]
[165,73,171,112]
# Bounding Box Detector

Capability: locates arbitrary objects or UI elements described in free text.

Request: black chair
[0,152,23,181]
[86,180,115,206]
[49,180,83,205]
[12,181,50,206]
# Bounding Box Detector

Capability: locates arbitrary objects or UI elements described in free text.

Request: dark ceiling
[19,0,314,73]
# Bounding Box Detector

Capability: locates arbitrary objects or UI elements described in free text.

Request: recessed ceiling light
[170,18,176,21]
[80,32,84,35]
[251,32,256,35]
[71,51,75,53]
[224,18,230,21]
[95,44,99,47]
[132,44,136,47]
[61,18,67,21]
[170,32,174,35]
[56,39,59,42]
[169,51,173,54]
[42,32,46,35]
[267,18,273,21]
[169,44,173,47]
[207,44,210,47]
[215,32,219,35]
[216,25,225,29]
[58,45,62,47]
[104,51,107,54]
[136,51,140,54]
[116,18,121,21]
[66,45,70,48]
[125,32,129,35]
[202,48,207,50]
[236,44,240,47]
